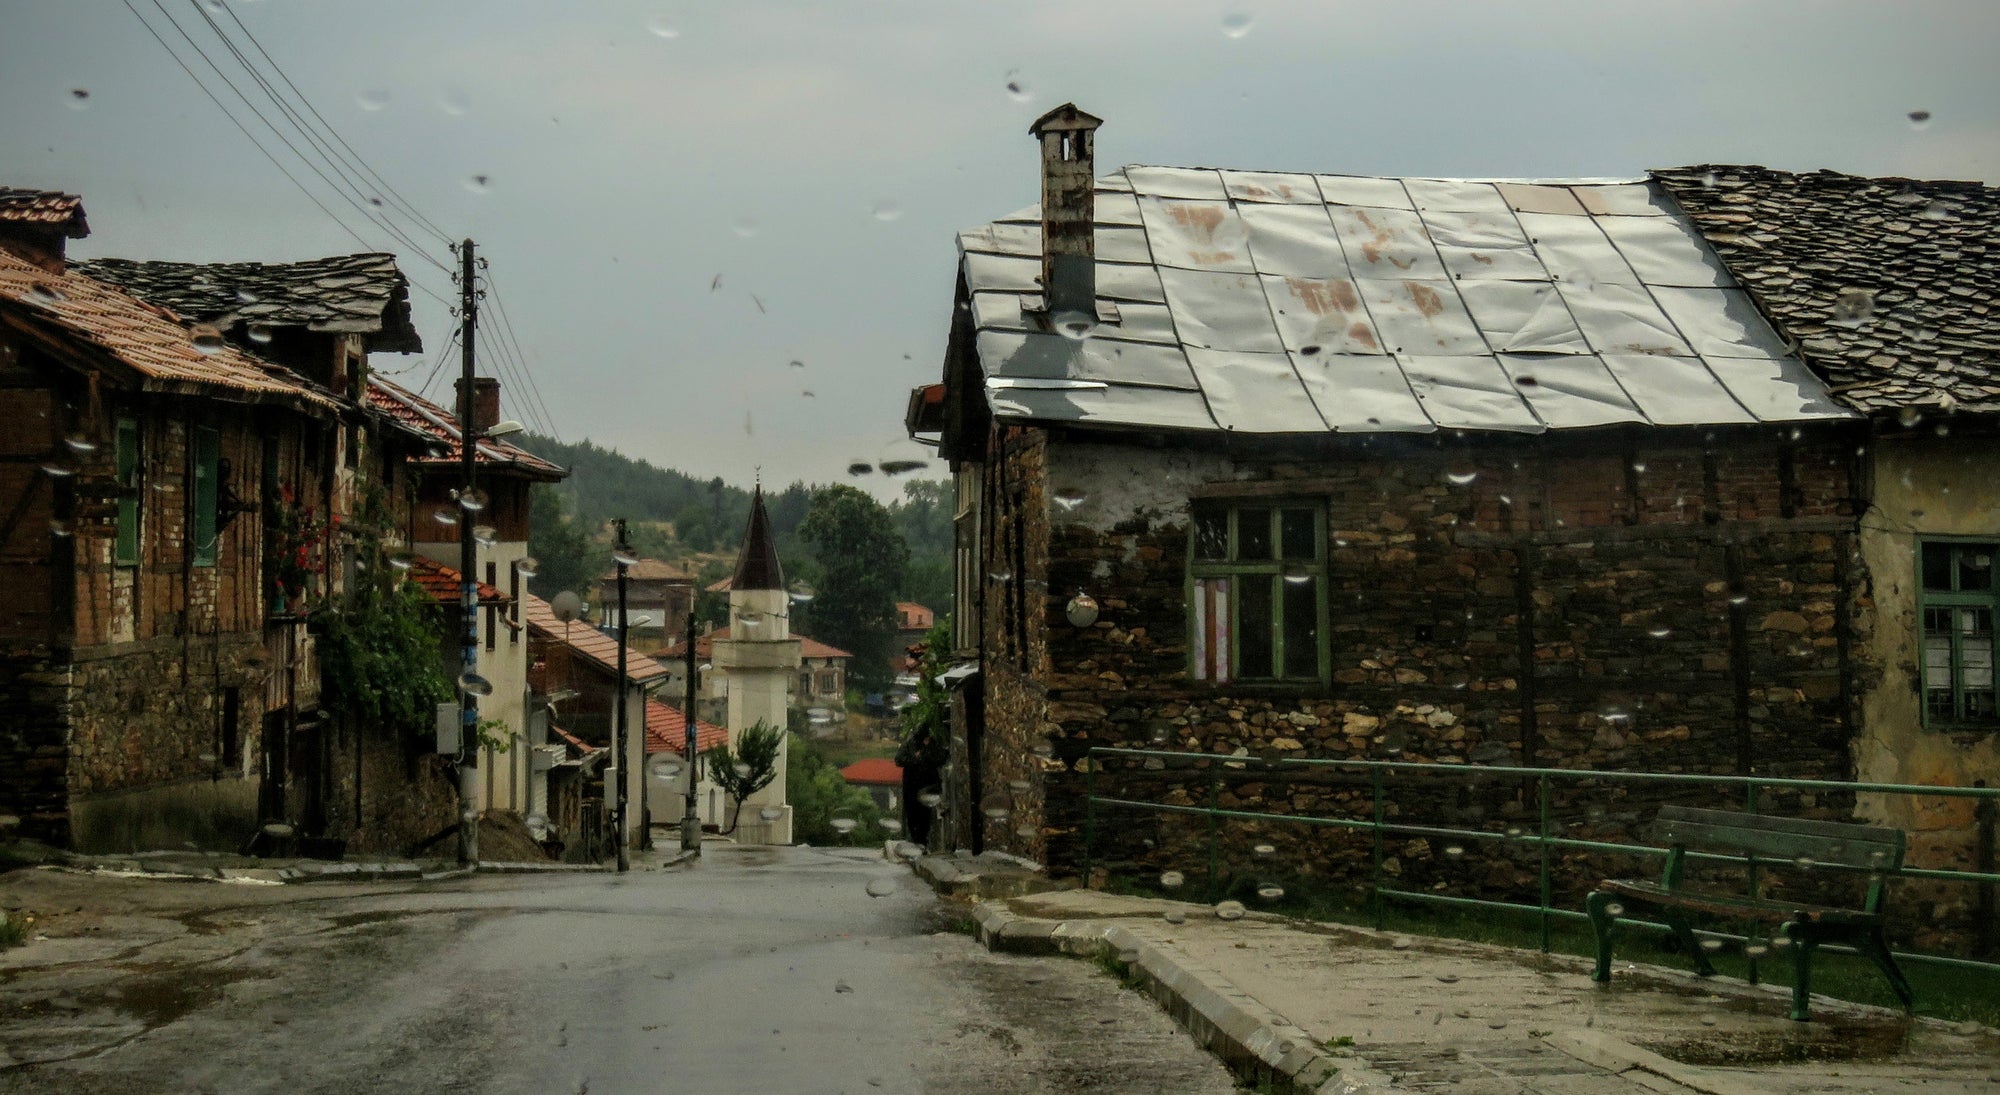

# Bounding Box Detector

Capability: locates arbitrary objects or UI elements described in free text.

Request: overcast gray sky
[5,1,1996,496]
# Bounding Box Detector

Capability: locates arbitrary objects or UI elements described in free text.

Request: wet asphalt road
[0,844,1240,1094]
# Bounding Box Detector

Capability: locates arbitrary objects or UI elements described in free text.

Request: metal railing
[1083,747,2000,977]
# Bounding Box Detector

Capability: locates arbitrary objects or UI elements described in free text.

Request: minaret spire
[731,484,784,591]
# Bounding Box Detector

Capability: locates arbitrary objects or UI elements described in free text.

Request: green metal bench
[1586,805,1914,1022]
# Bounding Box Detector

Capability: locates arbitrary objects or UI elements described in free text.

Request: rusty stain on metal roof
[958,166,1860,435]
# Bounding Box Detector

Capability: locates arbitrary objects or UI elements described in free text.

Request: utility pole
[456,238,480,866]
[613,519,632,872]
[681,611,701,853]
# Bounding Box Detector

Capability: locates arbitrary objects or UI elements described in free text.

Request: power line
[415,325,462,401]
[480,268,560,439]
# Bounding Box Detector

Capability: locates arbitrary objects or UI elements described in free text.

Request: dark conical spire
[731,485,784,591]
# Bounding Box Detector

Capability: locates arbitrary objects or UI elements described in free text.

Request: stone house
[912,108,1997,931]
[596,557,695,644]
[0,191,425,851]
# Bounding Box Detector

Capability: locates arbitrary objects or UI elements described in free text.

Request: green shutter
[192,426,220,567]
[114,418,139,566]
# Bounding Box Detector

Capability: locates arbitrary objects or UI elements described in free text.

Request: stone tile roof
[0,248,337,411]
[523,591,671,685]
[1653,165,1999,416]
[75,252,422,353]
[366,375,568,480]
[644,700,727,755]
[0,188,88,235]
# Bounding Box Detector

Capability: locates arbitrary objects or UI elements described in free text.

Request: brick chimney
[455,376,501,434]
[0,189,89,274]
[1029,104,1103,319]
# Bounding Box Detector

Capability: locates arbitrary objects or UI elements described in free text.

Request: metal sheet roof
[959,167,1857,435]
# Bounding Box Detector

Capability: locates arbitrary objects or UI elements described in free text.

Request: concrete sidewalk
[923,859,2000,1094]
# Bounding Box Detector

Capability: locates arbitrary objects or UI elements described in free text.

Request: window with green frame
[191,426,220,567]
[114,418,139,566]
[1921,539,1996,726]
[1189,501,1326,683]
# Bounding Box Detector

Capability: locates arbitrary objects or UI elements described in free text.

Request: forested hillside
[518,433,952,632]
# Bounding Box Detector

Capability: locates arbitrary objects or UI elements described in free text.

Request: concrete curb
[473,860,613,875]
[1545,1030,1769,1095]
[912,853,1072,900]
[969,898,1397,1094]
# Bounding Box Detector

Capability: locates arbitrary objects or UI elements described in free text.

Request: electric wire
[481,269,560,439]
[414,326,462,401]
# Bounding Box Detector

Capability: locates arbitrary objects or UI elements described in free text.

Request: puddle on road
[1637,1008,1914,1066]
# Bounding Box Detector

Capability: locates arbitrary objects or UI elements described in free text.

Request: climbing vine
[311,479,452,738]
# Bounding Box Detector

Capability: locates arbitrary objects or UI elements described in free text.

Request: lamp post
[611,519,633,873]
[681,611,701,853]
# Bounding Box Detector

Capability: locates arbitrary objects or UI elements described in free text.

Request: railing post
[1084,748,1096,889]
[1372,765,1387,931]
[1207,772,1221,903]
[1746,780,1762,985]
[1538,772,1552,954]
[1978,779,1995,961]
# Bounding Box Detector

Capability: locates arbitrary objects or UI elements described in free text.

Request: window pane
[1282,576,1318,678]
[1922,542,1954,591]
[1237,508,1272,561]
[1960,546,1996,594]
[1280,508,1316,560]
[192,427,219,567]
[115,419,139,567]
[1238,576,1274,677]
[1193,505,1229,562]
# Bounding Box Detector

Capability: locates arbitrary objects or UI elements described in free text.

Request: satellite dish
[551,591,582,622]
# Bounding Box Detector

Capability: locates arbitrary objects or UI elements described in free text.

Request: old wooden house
[914,108,1997,920]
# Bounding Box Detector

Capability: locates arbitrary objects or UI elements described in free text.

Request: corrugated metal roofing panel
[1328,206,1445,279]
[1316,175,1413,209]
[1562,282,1693,357]
[977,330,1200,389]
[1294,355,1432,432]
[1220,170,1323,204]
[987,382,1218,430]
[1095,224,1153,264]
[1358,279,1487,356]
[1420,209,1546,281]
[1459,281,1590,354]
[1127,166,1227,199]
[1138,197,1254,271]
[1260,276,1383,355]
[1705,357,1852,421]
[1495,354,1648,428]
[1238,204,1349,277]
[1102,301,1181,344]
[1158,268,1283,351]
[1651,286,1791,359]
[1572,183,1675,217]
[1403,179,1513,215]
[1515,213,1640,285]
[1093,191,1145,226]
[1185,348,1324,432]
[1598,215,1736,288]
[1095,262,1167,303]
[963,251,1041,292]
[1496,182,1589,217]
[1401,356,1544,432]
[1600,355,1757,425]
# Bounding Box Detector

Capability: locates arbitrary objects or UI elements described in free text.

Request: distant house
[910,104,1996,909]
[597,557,695,642]
[838,757,903,814]
[0,190,443,852]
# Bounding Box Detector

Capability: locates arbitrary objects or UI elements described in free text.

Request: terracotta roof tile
[523,591,671,684]
[1654,165,2000,416]
[367,375,567,480]
[839,757,903,786]
[644,700,728,755]
[0,188,87,234]
[0,249,337,410]
[76,253,421,353]
[406,555,508,605]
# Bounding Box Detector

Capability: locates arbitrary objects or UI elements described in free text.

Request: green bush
[786,732,886,845]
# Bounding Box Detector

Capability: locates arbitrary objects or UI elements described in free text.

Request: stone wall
[318,715,460,856]
[0,648,72,844]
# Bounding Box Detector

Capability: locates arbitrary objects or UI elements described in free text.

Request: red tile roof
[0,248,337,411]
[839,757,903,786]
[366,375,567,480]
[550,724,600,756]
[405,555,508,605]
[644,700,728,755]
[660,626,852,661]
[523,591,671,684]
[0,189,88,233]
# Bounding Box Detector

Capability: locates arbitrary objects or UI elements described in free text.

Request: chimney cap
[1029,103,1103,136]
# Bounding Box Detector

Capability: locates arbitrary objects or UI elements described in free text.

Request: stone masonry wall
[319,716,460,856]
[964,427,1946,939]
[0,649,71,844]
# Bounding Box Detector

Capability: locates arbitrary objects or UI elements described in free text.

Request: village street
[0,845,1238,1095]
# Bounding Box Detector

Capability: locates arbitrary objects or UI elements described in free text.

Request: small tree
[703,720,784,834]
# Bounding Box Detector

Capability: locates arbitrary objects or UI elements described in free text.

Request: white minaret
[710,485,798,844]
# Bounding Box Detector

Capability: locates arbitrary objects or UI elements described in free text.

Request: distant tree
[799,485,908,692]
[785,732,884,846]
[702,720,784,834]
[526,483,594,601]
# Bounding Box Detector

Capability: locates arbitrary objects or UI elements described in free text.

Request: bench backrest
[1649,805,1906,873]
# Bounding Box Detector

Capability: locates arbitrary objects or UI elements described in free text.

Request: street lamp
[611,519,635,872]
[681,611,702,853]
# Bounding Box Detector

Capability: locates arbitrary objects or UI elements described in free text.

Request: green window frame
[1188,501,1328,683]
[192,426,220,567]
[1920,539,1996,727]
[114,418,139,566]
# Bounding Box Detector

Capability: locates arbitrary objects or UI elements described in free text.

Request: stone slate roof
[0,188,88,235]
[0,248,337,412]
[75,252,422,353]
[1654,165,1999,417]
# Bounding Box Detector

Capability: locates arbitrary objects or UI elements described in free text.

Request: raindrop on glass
[1744,941,1769,958]
[731,216,758,238]
[830,813,859,835]
[1794,856,1815,870]
[515,556,539,578]
[1698,938,1724,953]
[49,519,72,538]
[1443,844,1464,858]
[847,460,875,477]
[1281,565,1313,586]
[1255,883,1285,901]
[247,323,273,344]
[879,459,928,476]
[1253,843,1275,856]
[1214,900,1247,921]
[457,487,489,512]
[473,525,497,548]
[1445,468,1478,487]
[1052,485,1087,511]
[646,15,680,38]
[1004,71,1030,102]
[731,761,752,780]
[879,817,902,835]
[1906,109,1932,130]
[833,979,853,994]
[1163,909,1186,925]
[1647,627,1671,639]
[67,87,91,110]
[865,877,896,898]
[1221,11,1254,37]
[1030,740,1055,760]
[190,327,227,355]
[1160,869,1185,889]
[463,174,490,194]
[759,805,784,822]
[458,672,493,697]
[25,282,66,306]
[980,793,1012,822]
[41,462,74,478]
[437,89,471,116]
[612,547,640,567]
[652,760,683,782]
[1828,288,1875,329]
[918,788,942,808]
[62,432,96,454]
[1604,902,1625,918]
[870,200,903,222]
[355,88,390,112]
[432,507,459,527]
[262,821,295,838]
[1051,310,1096,340]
